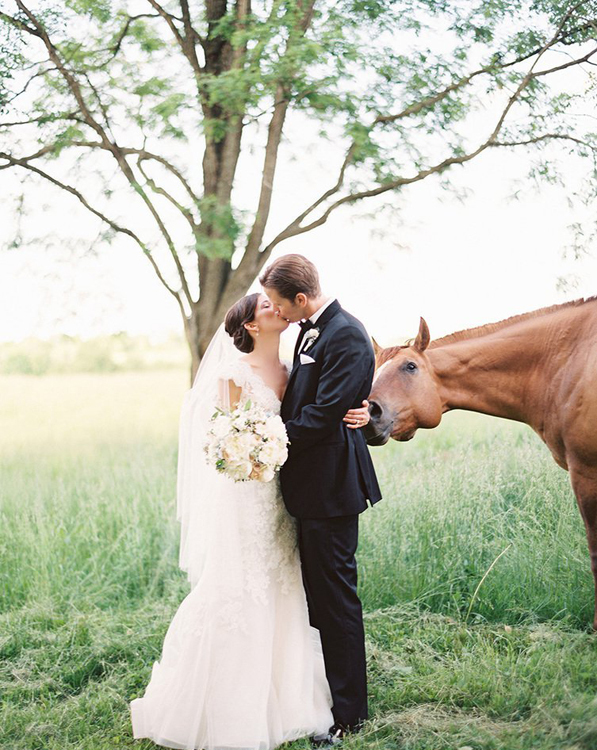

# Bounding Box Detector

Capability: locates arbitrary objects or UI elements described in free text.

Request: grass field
[1,371,596,750]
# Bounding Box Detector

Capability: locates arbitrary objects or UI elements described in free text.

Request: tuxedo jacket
[280,300,382,519]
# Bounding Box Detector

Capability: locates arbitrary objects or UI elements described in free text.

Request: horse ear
[371,337,382,357]
[413,317,430,352]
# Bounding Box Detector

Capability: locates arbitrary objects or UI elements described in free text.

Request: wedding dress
[130,328,333,750]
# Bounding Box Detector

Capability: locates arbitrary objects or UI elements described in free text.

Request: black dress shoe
[311,722,359,748]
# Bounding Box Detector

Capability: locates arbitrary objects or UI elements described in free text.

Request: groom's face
[263,288,305,324]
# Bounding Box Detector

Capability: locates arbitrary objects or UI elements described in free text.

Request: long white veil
[176,324,242,587]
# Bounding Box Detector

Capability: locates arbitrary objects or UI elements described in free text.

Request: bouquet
[204,400,289,483]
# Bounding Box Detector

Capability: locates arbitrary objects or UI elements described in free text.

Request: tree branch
[271,15,597,246]
[0,150,184,309]
[0,134,201,209]
[108,13,163,59]
[136,156,200,235]
[241,83,289,258]
[145,0,186,48]
[0,9,40,36]
[256,6,594,263]
[533,44,597,78]
[374,21,597,128]
[2,65,58,107]
[179,0,205,49]
[145,0,203,81]
[0,111,79,127]
[68,140,201,206]
[15,0,195,307]
[226,0,316,303]
[493,132,597,155]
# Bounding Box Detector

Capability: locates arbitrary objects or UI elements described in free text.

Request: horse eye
[405,361,417,372]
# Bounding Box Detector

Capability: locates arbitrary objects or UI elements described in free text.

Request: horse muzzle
[364,400,394,446]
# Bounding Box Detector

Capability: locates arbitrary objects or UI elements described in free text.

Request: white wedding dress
[130,357,333,750]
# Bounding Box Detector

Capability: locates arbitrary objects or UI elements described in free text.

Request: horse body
[366,297,597,628]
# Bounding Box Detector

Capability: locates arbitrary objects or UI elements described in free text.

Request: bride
[130,292,370,750]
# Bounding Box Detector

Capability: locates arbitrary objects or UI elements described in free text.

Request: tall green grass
[0,372,188,613]
[2,371,596,750]
[361,412,592,626]
[0,373,592,626]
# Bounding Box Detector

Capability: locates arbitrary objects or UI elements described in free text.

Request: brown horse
[365,297,597,629]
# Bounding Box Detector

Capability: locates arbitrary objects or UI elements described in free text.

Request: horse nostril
[368,400,383,420]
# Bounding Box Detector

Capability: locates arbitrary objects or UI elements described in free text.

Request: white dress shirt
[308,297,336,325]
[297,298,336,354]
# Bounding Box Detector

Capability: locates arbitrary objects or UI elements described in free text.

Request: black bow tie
[299,319,315,332]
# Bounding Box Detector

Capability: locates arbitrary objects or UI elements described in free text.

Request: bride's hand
[343,400,370,430]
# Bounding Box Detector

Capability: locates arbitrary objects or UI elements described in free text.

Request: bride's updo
[225,293,260,353]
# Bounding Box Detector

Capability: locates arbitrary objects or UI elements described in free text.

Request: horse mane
[429,296,597,349]
[377,296,597,363]
[428,296,597,349]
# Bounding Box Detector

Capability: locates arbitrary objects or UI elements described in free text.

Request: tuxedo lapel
[292,328,306,362]
[286,300,343,393]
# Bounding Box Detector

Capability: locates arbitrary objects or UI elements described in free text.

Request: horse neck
[427,318,573,424]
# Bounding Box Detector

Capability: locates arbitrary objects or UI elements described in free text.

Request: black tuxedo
[280,299,382,729]
[281,300,382,517]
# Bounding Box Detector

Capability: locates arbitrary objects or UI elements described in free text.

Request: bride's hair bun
[225,293,260,353]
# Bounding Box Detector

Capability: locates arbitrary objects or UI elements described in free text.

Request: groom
[260,254,382,744]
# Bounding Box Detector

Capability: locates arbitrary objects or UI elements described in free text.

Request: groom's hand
[343,400,370,429]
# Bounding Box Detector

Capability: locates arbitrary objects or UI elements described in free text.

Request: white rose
[258,442,278,466]
[264,415,287,442]
[276,445,288,465]
[260,466,275,483]
[232,459,253,479]
[237,431,260,458]
[223,434,243,460]
[212,415,231,439]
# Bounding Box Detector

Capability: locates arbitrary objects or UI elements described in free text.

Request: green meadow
[1,371,596,750]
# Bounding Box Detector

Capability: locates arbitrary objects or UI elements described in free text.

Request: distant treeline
[0,333,189,375]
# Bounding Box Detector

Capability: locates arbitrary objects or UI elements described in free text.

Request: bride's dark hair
[224,293,260,353]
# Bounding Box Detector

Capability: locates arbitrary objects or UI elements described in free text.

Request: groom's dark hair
[259,254,321,301]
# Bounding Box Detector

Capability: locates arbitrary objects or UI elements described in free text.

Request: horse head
[365,318,443,446]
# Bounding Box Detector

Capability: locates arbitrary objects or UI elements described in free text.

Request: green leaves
[127,17,165,53]
[195,196,242,261]
[51,124,86,156]
[1,0,596,297]
[132,76,169,98]
[64,0,112,23]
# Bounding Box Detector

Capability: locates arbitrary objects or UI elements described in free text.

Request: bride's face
[253,294,289,334]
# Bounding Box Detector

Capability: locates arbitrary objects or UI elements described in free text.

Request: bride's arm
[343,400,370,429]
[217,378,242,410]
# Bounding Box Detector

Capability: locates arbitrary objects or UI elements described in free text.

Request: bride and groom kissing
[130,253,383,749]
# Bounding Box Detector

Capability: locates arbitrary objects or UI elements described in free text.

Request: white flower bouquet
[204,400,289,483]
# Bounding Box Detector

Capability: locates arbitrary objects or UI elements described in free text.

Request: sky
[1,18,596,351]
[1,137,595,351]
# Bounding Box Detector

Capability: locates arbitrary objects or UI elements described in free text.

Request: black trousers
[297,515,367,728]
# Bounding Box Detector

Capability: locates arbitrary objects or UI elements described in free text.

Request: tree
[1,0,596,379]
